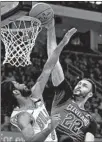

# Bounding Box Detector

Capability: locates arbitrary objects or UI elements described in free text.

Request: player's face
[12,81,31,97]
[73,79,92,97]
[13,81,28,91]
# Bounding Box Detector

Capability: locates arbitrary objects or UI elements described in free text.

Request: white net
[1,16,42,67]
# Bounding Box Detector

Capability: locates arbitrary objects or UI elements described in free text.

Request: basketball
[29,3,54,26]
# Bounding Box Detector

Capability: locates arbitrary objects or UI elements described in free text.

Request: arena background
[1,1,102,142]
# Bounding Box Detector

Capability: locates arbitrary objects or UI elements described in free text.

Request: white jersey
[10,98,58,142]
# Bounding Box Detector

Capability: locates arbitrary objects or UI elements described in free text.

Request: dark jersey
[51,80,97,142]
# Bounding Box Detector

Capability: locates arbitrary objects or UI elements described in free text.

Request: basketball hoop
[1,16,42,67]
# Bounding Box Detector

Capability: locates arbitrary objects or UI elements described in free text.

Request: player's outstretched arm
[31,28,77,100]
[46,19,64,86]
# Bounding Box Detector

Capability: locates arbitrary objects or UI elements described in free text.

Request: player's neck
[76,101,85,110]
[75,97,88,110]
[17,97,31,108]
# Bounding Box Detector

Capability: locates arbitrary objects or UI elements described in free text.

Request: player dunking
[1,27,77,142]
[51,78,97,142]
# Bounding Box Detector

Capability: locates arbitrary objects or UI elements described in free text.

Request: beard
[73,89,81,96]
[73,90,87,101]
[20,89,31,97]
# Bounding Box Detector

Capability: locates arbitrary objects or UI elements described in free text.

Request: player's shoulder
[11,107,20,118]
[11,109,27,119]
[86,111,97,125]
[11,109,33,122]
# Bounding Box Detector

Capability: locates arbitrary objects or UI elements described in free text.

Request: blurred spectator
[5,72,16,81]
[92,108,102,137]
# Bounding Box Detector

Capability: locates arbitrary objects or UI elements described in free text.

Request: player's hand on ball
[62,28,77,45]
[48,114,61,131]
[44,18,55,30]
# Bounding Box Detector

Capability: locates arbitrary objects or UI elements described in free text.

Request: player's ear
[13,90,21,96]
[88,92,93,98]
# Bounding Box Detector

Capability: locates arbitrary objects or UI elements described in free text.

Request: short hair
[83,78,96,94]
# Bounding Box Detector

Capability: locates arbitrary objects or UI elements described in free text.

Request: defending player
[45,17,97,142]
[51,78,97,142]
[2,28,77,142]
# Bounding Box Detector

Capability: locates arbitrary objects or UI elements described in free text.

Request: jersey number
[36,109,49,130]
[36,109,56,140]
[62,112,83,134]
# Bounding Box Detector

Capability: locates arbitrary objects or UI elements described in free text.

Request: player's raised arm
[46,19,64,86]
[31,28,77,100]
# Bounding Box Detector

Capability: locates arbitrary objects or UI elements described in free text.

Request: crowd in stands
[47,1,102,12]
[1,40,102,138]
